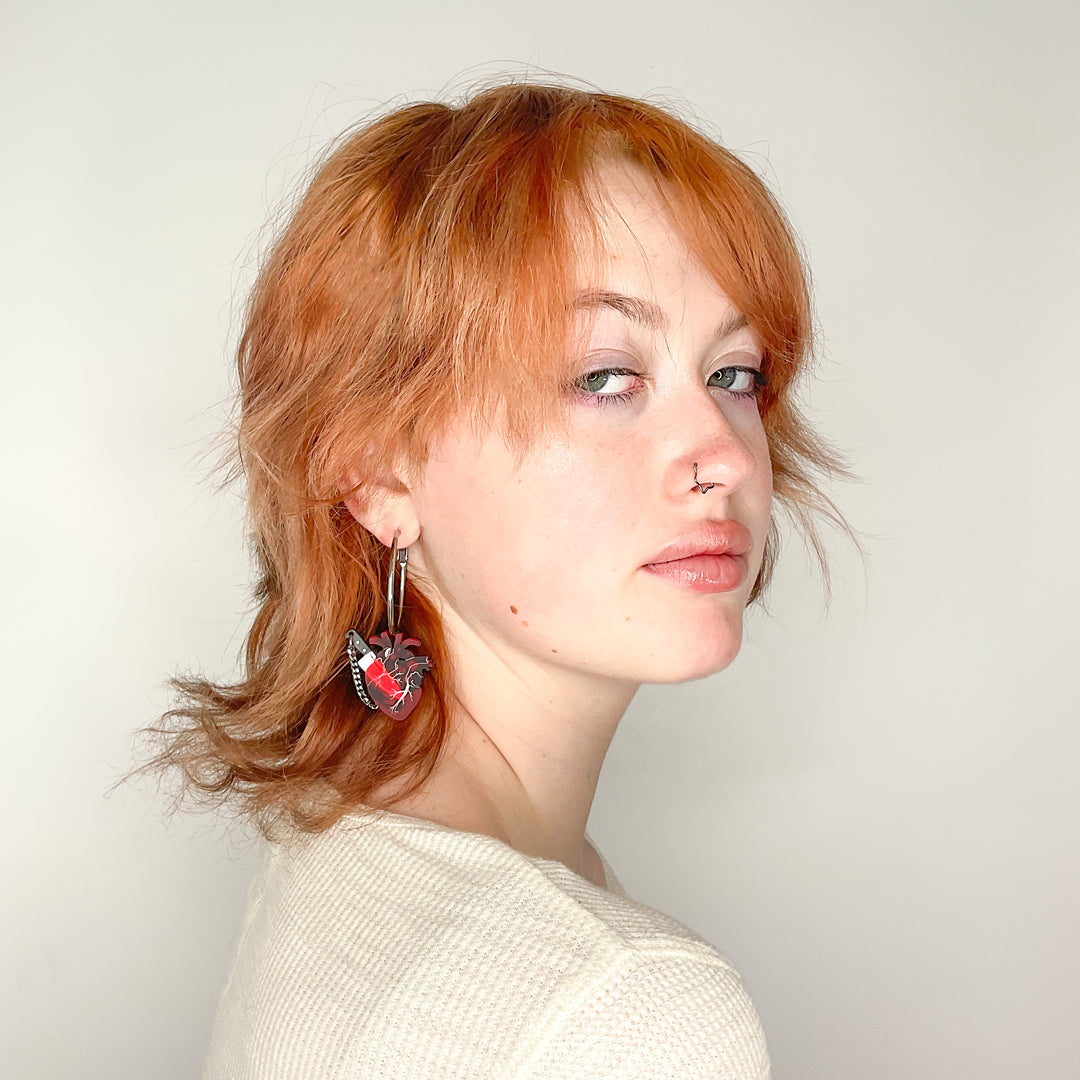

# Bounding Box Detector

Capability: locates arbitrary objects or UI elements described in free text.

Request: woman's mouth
[642,552,747,593]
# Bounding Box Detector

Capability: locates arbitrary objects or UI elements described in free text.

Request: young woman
[153,79,855,1079]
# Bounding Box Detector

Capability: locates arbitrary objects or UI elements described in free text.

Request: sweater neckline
[352,804,621,895]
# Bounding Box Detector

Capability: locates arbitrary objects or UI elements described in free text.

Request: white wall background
[3,1,1077,1077]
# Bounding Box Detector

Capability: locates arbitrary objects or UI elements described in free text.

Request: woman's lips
[642,552,747,593]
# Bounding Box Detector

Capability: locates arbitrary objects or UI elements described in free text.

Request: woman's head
[156,80,856,833]
[353,157,774,692]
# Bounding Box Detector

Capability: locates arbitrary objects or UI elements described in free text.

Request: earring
[344,534,432,721]
[692,463,716,494]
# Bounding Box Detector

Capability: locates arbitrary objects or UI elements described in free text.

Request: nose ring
[692,463,716,494]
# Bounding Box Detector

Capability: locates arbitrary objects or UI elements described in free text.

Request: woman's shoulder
[265,808,727,959]
[253,807,695,954]
[205,810,768,1079]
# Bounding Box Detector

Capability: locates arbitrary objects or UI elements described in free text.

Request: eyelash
[574,365,769,408]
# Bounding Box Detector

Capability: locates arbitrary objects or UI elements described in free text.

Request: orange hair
[146,80,861,835]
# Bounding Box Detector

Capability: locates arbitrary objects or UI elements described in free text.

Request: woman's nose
[660,386,764,500]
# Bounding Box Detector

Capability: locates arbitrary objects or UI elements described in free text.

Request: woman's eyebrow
[713,310,749,342]
[572,289,749,342]
[573,289,670,333]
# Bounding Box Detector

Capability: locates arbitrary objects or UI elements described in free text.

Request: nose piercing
[692,463,715,494]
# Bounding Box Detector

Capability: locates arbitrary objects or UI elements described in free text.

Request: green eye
[572,367,643,408]
[708,366,767,399]
[581,371,613,392]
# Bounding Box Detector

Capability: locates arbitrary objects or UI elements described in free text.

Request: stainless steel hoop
[386,535,408,635]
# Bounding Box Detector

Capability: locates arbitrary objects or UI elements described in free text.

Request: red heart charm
[364,631,432,720]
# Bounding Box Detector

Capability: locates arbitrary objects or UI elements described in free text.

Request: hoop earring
[344,534,432,721]
[692,463,716,494]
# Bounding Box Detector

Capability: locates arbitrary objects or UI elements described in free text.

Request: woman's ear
[339,457,421,549]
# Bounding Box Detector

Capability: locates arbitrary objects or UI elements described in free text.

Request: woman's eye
[571,366,645,408]
[708,365,767,399]
[578,369,639,396]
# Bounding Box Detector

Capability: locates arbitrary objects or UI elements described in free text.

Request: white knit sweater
[203,808,771,1079]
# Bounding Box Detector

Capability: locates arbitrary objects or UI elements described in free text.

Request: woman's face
[407,161,773,688]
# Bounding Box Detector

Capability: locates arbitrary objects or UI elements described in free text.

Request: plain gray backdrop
[3,1,1077,1077]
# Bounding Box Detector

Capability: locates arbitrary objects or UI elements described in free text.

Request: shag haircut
[148,80,859,835]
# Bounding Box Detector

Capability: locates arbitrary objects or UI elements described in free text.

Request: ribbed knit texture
[203,809,771,1079]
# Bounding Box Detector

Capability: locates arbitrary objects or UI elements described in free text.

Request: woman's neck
[368,674,636,885]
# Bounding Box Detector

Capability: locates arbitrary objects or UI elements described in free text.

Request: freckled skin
[405,161,773,686]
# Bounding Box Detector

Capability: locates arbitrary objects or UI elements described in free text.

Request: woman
[153,79,856,1078]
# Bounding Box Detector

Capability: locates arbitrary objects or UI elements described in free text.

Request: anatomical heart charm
[361,631,432,720]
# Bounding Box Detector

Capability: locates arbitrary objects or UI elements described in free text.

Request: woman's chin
[639,625,745,684]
